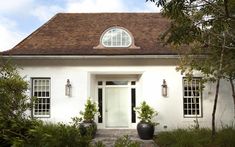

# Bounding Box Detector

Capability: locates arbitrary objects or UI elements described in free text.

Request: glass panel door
[105,87,129,128]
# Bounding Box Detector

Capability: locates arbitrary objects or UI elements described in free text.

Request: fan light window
[101,28,132,47]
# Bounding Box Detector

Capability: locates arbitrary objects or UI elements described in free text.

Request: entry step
[92,129,158,147]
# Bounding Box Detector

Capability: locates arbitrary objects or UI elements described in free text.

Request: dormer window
[101,27,132,47]
[93,26,140,49]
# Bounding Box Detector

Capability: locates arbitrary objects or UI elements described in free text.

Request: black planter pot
[79,121,97,138]
[137,122,155,140]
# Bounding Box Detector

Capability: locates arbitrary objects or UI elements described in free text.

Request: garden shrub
[155,128,211,147]
[24,122,92,147]
[0,60,35,146]
[215,126,235,147]
[114,135,140,147]
[155,128,235,147]
[91,141,106,147]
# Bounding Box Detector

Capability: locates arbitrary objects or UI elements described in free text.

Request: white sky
[0,0,161,52]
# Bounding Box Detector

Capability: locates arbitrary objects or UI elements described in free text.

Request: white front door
[105,87,129,128]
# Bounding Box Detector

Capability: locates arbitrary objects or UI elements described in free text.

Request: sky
[0,0,161,52]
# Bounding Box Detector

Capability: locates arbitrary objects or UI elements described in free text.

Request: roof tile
[1,13,175,56]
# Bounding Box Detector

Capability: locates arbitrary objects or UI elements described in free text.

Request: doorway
[105,87,129,128]
[97,79,137,128]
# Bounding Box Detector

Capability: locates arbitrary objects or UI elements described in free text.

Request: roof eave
[1,55,180,59]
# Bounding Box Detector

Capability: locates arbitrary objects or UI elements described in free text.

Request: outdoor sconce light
[65,79,72,97]
[162,79,167,97]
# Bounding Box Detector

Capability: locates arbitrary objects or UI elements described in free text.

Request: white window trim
[32,78,51,118]
[183,77,202,118]
[101,27,132,48]
[93,26,140,49]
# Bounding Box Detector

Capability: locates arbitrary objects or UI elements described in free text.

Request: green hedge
[0,119,93,147]
[25,122,91,147]
[155,127,235,147]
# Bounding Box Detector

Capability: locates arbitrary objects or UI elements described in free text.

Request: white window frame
[183,77,202,118]
[101,27,132,48]
[32,78,51,118]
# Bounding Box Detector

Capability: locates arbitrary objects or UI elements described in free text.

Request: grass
[154,127,235,147]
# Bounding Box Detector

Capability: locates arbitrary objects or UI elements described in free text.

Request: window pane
[102,28,132,47]
[106,81,128,85]
[98,88,103,123]
[98,81,103,85]
[183,78,202,117]
[131,88,136,123]
[33,78,50,117]
[131,81,136,85]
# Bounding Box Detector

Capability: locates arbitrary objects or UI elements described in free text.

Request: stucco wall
[16,58,235,131]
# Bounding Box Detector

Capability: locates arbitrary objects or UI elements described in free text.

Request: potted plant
[135,101,159,140]
[73,98,99,138]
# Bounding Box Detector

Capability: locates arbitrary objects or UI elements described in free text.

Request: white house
[1,13,234,131]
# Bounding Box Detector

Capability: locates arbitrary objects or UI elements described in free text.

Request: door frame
[95,76,137,129]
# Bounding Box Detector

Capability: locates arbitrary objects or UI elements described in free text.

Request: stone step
[95,129,138,138]
[92,129,158,147]
[92,137,157,147]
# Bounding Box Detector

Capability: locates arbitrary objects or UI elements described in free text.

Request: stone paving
[92,129,158,147]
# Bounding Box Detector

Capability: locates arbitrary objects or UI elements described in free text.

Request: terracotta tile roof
[1,13,175,56]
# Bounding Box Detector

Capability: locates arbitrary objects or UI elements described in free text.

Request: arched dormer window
[93,26,140,49]
[102,27,132,47]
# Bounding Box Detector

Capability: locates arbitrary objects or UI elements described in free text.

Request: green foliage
[155,127,235,147]
[79,98,99,123]
[114,135,140,147]
[24,122,92,147]
[147,0,235,81]
[0,60,31,120]
[135,101,159,125]
[214,126,235,146]
[91,141,106,147]
[156,128,212,147]
[0,59,34,146]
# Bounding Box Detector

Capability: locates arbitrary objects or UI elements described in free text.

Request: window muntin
[106,81,128,85]
[101,28,132,47]
[183,78,202,117]
[32,78,50,117]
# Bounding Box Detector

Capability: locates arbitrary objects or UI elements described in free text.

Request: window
[183,78,202,117]
[131,88,136,123]
[32,78,50,117]
[101,27,132,47]
[106,81,128,85]
[98,88,103,123]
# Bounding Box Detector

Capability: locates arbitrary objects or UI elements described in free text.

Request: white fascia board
[2,55,181,59]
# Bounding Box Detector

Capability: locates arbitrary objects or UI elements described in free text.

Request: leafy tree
[0,59,33,146]
[147,0,235,138]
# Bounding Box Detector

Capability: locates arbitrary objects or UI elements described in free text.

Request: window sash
[102,28,132,47]
[183,78,202,117]
[32,78,50,117]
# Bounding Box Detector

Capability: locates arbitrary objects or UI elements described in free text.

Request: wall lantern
[162,79,168,97]
[65,79,72,97]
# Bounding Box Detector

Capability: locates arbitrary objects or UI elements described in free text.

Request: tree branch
[224,0,230,18]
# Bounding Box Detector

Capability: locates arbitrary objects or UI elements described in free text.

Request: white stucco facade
[15,57,235,131]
